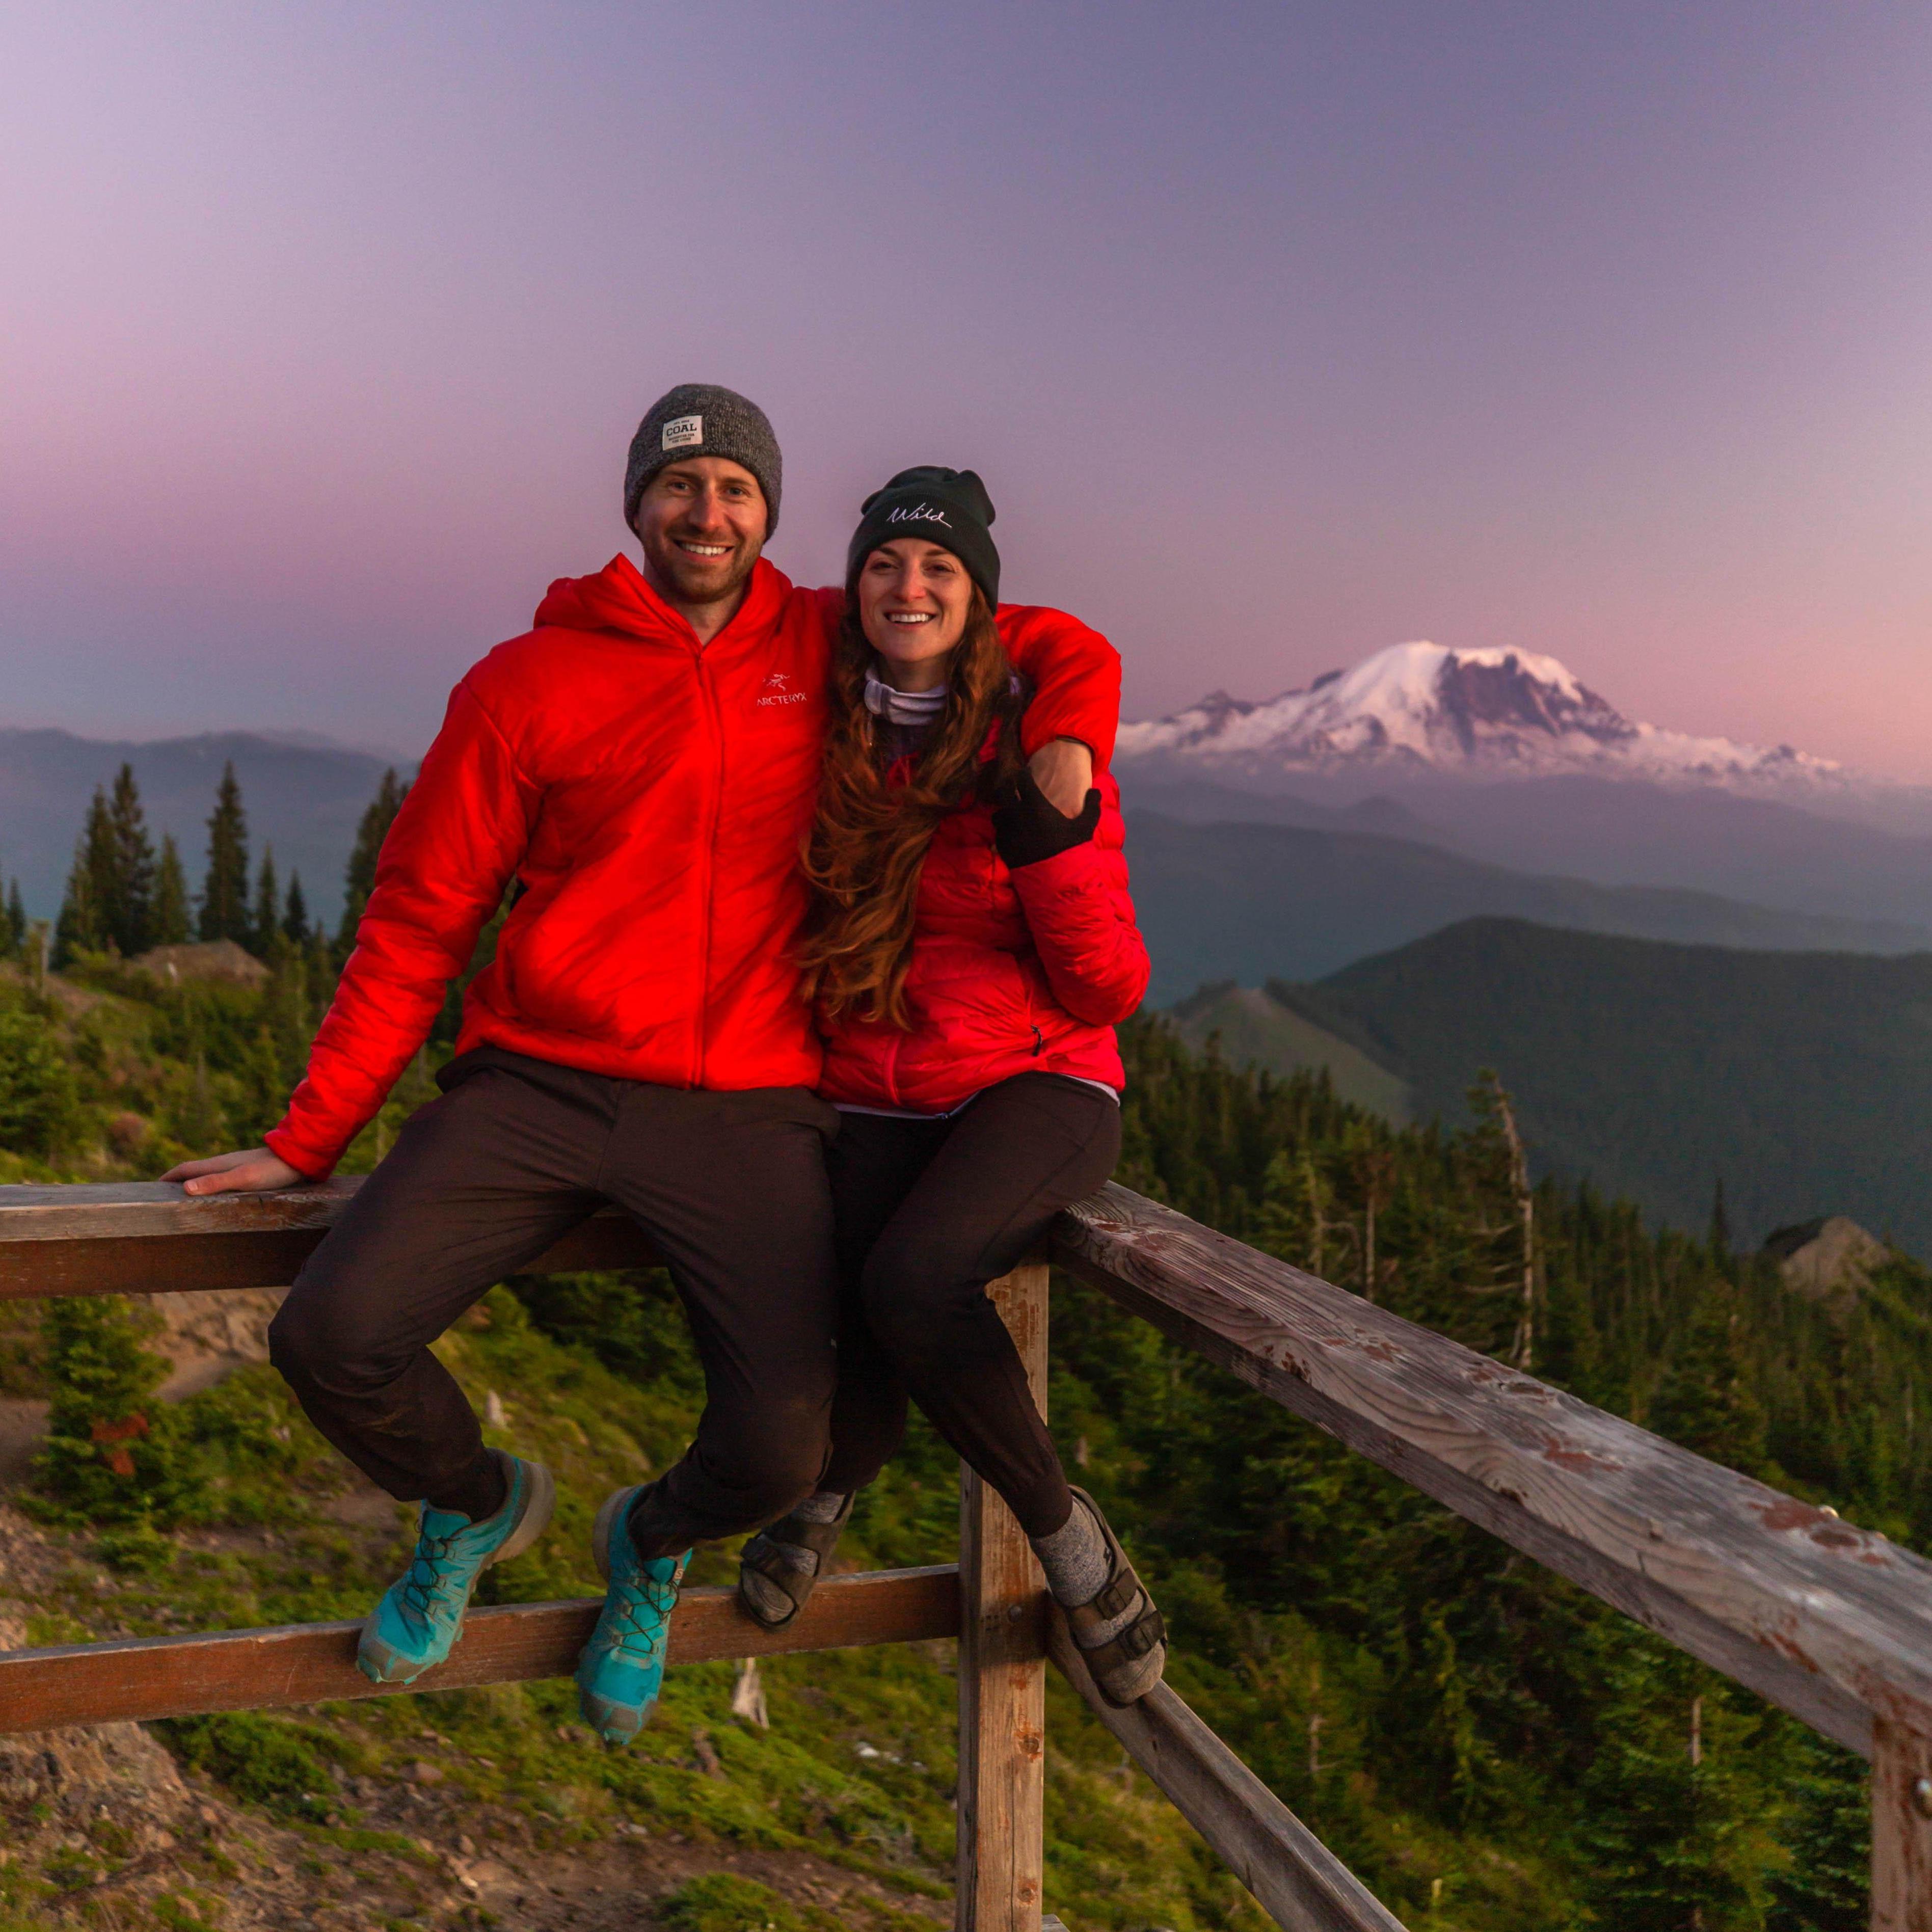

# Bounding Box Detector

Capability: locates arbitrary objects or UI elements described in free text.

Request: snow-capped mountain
[1117,642,1845,791]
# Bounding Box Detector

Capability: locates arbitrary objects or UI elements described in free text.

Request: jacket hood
[532,554,792,641]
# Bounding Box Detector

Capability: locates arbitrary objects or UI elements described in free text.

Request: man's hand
[159,1148,307,1197]
[1027,737,1094,817]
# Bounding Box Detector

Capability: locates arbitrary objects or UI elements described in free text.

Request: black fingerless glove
[992,767,1102,869]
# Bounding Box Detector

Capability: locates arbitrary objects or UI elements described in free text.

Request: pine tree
[30,1294,186,1526]
[338,767,408,950]
[151,835,191,946]
[1709,1176,1733,1262]
[103,762,157,957]
[282,871,310,947]
[1650,1290,1769,1477]
[198,762,249,944]
[1,879,22,958]
[53,786,116,964]
[250,846,281,960]
[1766,1726,1868,1929]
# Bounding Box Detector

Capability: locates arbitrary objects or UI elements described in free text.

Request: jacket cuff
[264,1121,340,1183]
[1006,838,1111,899]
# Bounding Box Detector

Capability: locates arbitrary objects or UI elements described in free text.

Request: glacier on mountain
[1116,641,1844,789]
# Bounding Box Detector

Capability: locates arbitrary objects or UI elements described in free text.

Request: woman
[735,467,1165,1704]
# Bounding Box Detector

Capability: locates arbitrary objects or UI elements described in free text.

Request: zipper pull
[1031,1025,1044,1057]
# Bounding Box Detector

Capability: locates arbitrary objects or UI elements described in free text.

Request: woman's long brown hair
[797,587,1026,1028]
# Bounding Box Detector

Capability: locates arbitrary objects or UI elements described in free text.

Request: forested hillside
[4,879,1925,1923]
[1273,916,1932,1252]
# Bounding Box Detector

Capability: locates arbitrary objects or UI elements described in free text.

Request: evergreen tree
[151,834,191,946]
[338,767,408,950]
[250,846,281,960]
[1709,1175,1733,1261]
[1,879,23,958]
[0,1008,81,1156]
[1650,1290,1769,1477]
[103,762,157,956]
[282,871,310,947]
[29,1294,187,1526]
[198,762,249,944]
[53,786,116,964]
[1766,1727,1868,1930]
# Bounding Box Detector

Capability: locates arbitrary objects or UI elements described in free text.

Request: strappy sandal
[736,1492,856,1631]
[1060,1486,1166,1706]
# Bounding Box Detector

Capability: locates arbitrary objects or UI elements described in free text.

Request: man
[163,385,1116,1742]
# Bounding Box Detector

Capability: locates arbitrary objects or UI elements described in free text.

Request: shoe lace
[606,1566,680,1660]
[398,1527,466,1620]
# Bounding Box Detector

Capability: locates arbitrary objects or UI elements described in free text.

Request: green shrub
[659,1873,801,1931]
[160,1712,339,1823]
[0,1006,81,1157]
[28,1294,191,1525]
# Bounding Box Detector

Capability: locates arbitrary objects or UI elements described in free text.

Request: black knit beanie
[845,467,999,608]
[625,384,783,534]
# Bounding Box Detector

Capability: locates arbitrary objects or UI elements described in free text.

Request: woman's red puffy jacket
[815,769,1149,1113]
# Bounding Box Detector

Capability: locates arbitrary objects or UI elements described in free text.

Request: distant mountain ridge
[1125,809,1930,1005]
[1121,770,1932,931]
[1119,640,1866,796]
[0,728,403,923]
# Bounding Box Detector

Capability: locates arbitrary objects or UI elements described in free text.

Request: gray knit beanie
[624,384,782,535]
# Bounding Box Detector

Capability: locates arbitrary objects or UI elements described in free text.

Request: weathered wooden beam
[1048,1613,1406,1932]
[1872,1719,1932,1930]
[956,1260,1050,1932]
[1053,1184,1932,1759]
[0,1565,958,1735]
[0,1182,660,1299]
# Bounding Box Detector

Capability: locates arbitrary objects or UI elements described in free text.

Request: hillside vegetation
[1264,916,1932,1253]
[4,927,1930,1926]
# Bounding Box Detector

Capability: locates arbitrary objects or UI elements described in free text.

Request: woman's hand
[159,1148,307,1196]
[994,766,1102,870]
[1027,737,1093,816]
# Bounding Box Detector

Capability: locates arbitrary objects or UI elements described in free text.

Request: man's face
[632,458,768,609]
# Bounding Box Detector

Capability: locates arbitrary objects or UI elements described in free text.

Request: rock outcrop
[1761,1216,1889,1308]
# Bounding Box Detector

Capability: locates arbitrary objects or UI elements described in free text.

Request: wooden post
[956,1258,1050,1932]
[1872,1720,1932,1930]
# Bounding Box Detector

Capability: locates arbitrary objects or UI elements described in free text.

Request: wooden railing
[4,1180,1931,1929]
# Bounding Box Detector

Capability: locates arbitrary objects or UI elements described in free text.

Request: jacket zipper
[691,650,726,1087]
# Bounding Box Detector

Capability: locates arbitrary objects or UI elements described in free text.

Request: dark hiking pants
[266,1046,842,1560]
[817,1072,1122,1539]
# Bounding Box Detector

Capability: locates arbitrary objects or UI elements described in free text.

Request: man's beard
[648,532,761,607]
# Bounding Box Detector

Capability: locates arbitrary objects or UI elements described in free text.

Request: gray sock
[1031,1495,1137,1646]
[740,1491,847,1622]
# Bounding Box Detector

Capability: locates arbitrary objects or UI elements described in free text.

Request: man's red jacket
[265,555,1120,1178]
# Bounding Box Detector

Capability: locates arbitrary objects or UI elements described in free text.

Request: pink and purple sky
[4,4,1930,776]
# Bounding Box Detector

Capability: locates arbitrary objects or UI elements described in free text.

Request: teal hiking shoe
[575,1485,689,1744]
[357,1450,555,1687]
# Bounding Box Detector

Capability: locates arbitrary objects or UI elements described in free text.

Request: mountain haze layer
[1122,771,1932,931]
[1126,810,1929,1003]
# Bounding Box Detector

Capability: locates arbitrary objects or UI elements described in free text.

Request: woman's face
[857,540,973,689]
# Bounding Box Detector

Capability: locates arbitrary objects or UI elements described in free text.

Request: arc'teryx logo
[886,503,951,527]
[755,669,807,709]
